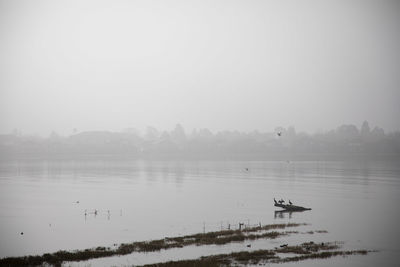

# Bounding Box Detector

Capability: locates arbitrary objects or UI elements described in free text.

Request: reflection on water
[274,210,308,219]
[0,159,399,266]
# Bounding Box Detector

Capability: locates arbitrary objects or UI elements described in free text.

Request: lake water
[0,158,399,266]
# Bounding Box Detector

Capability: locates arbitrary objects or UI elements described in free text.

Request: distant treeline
[1,121,399,160]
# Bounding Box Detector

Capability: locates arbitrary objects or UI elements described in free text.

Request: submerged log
[274,203,311,211]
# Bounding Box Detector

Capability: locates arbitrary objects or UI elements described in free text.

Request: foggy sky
[1,0,399,136]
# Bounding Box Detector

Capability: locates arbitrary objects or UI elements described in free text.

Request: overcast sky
[1,0,399,136]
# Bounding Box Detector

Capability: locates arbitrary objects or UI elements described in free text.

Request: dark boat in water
[274,203,311,211]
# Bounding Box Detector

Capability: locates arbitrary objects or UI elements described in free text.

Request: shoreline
[0,223,374,267]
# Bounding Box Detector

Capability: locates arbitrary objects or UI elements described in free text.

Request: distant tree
[336,124,359,141]
[189,128,198,139]
[360,121,370,136]
[170,124,186,144]
[197,128,213,140]
[371,126,385,137]
[49,131,60,140]
[160,131,171,141]
[145,126,160,141]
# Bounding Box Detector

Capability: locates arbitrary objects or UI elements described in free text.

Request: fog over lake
[1,0,400,136]
[1,0,400,266]
[0,159,399,266]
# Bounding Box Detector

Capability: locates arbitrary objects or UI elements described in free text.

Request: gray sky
[1,0,399,136]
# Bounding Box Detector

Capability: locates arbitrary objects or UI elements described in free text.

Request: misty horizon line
[2,119,399,160]
[3,120,397,138]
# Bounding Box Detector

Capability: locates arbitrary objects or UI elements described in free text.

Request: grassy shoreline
[0,223,305,266]
[0,222,374,267]
[140,242,373,267]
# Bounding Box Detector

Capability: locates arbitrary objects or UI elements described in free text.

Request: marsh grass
[0,223,305,266]
[141,250,278,267]
[140,242,373,267]
[275,241,340,254]
[273,250,370,263]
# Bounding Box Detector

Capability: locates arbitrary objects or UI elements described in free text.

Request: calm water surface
[0,159,399,266]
